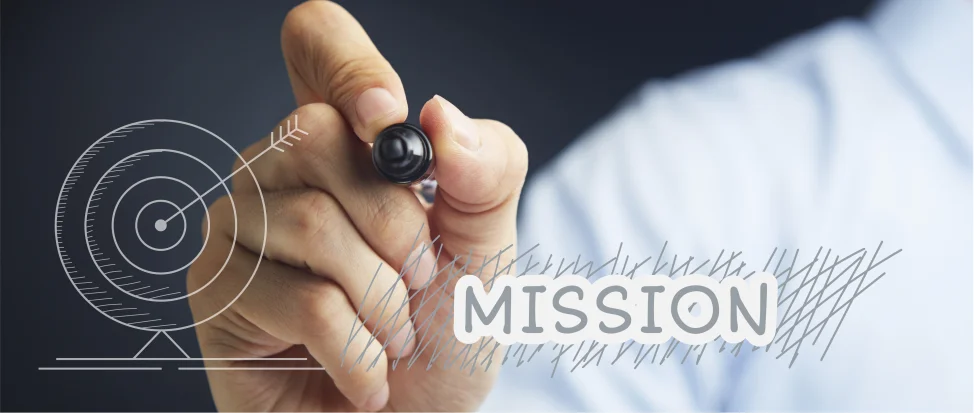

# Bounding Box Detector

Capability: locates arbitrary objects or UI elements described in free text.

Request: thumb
[281,1,408,141]
[385,96,525,412]
[419,95,529,269]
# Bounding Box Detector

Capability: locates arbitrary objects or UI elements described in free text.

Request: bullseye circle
[55,119,267,332]
[96,149,237,303]
[135,200,186,252]
[109,175,210,276]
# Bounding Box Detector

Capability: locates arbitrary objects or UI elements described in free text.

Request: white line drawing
[38,367,163,371]
[178,367,326,371]
[55,357,308,361]
[132,332,191,358]
[100,172,214,278]
[163,117,304,223]
[135,200,186,252]
[50,115,308,370]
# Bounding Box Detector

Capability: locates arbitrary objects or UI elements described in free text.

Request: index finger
[281,1,407,142]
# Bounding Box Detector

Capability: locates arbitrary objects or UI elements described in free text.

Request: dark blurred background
[2,0,872,410]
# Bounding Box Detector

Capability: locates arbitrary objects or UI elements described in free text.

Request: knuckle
[288,103,345,164]
[368,191,417,247]
[297,279,388,396]
[375,286,411,335]
[372,195,404,236]
[341,346,387,393]
[282,1,345,44]
[290,103,341,136]
[293,191,338,241]
[298,280,346,335]
[345,363,386,401]
[326,57,397,107]
[280,5,310,58]
[290,191,340,245]
[299,282,392,397]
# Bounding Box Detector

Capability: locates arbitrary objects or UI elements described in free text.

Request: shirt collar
[868,0,973,152]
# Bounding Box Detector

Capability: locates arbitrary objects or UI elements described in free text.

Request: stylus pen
[372,123,436,201]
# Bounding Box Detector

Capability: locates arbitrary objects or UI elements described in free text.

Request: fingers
[281,1,407,141]
[189,234,391,411]
[230,104,351,194]
[208,190,418,359]
[419,95,529,267]
[233,104,438,287]
[420,95,528,211]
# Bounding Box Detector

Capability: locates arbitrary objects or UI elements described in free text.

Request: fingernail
[364,382,390,412]
[388,319,417,358]
[404,244,438,288]
[356,88,399,127]
[436,95,481,151]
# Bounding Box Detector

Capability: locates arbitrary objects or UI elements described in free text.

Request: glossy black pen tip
[371,123,434,185]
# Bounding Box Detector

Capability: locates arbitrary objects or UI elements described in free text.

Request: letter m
[464,279,512,334]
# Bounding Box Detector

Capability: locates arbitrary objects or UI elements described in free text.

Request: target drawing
[48,117,305,367]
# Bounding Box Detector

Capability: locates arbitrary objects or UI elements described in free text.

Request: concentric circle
[135,200,186,252]
[54,120,267,331]
[107,173,214,276]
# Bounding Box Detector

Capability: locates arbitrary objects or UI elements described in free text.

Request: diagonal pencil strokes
[342,227,900,375]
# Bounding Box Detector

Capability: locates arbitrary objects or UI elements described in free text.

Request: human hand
[187,1,528,411]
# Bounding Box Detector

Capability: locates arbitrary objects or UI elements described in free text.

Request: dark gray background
[1,0,872,410]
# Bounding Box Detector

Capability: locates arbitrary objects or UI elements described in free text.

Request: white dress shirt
[485,0,973,410]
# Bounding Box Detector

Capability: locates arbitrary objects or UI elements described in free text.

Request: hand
[186,1,528,411]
